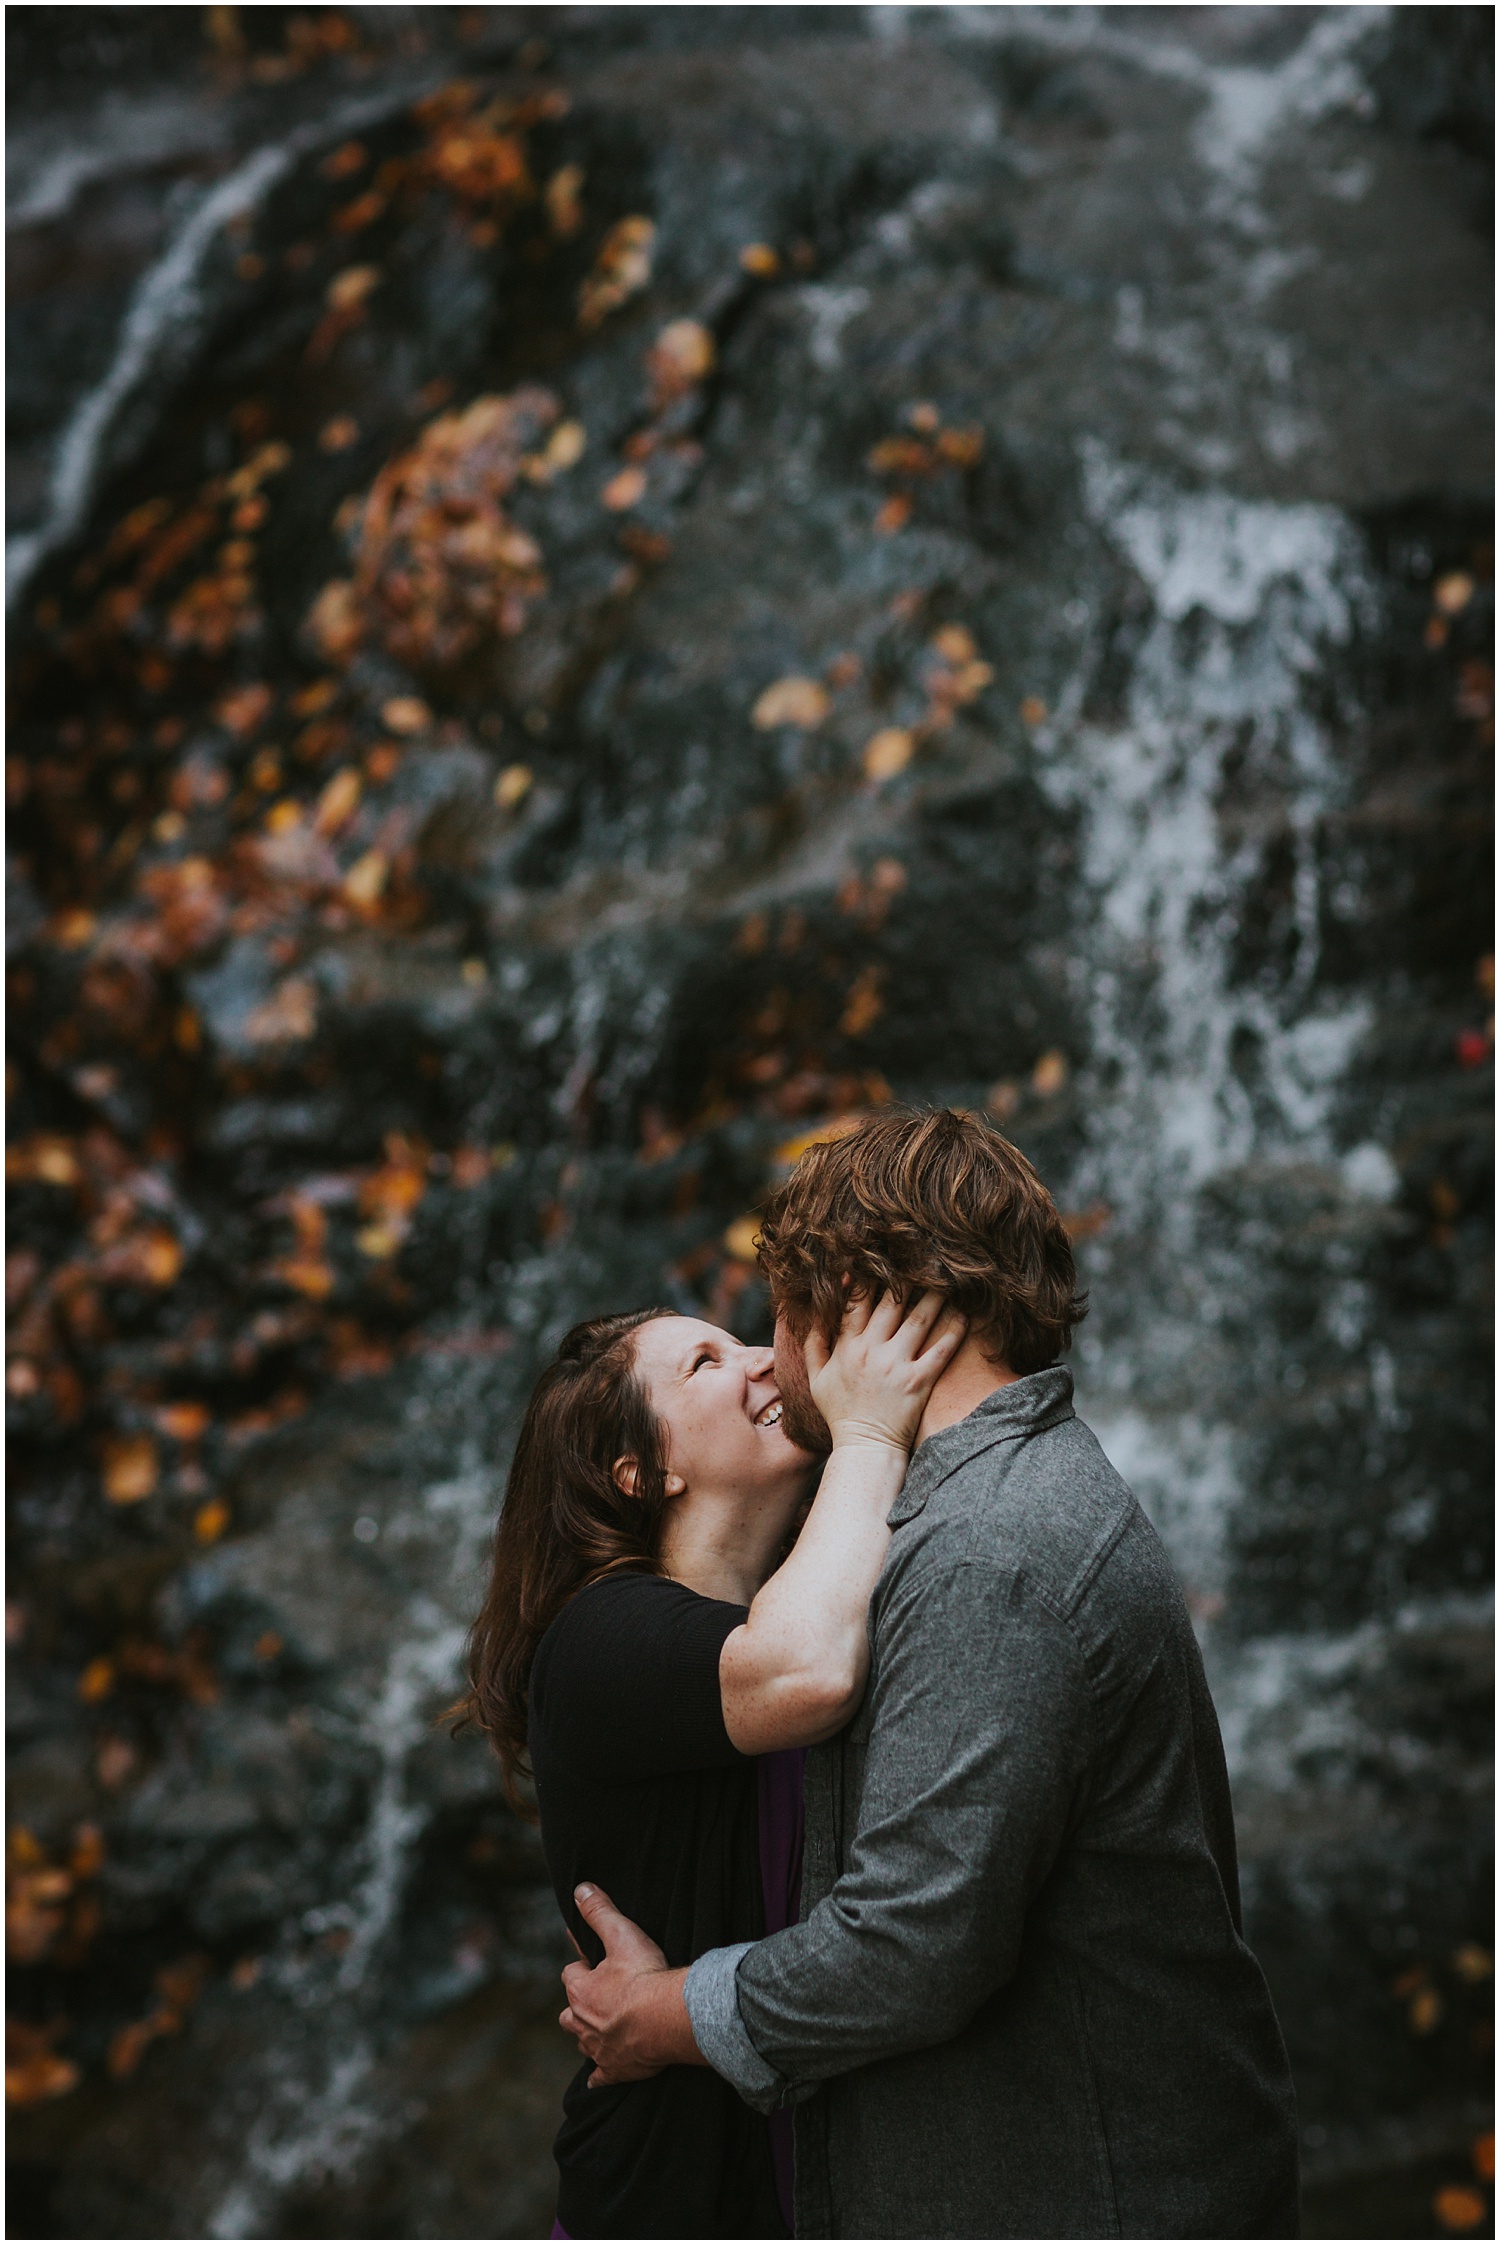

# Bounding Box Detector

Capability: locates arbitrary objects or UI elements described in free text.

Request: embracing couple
[457,1108,1300,2239]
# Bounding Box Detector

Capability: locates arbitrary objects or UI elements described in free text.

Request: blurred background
[5,5,1492,2238]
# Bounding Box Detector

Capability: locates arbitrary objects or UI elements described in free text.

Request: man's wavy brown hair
[756,1106,1085,1374]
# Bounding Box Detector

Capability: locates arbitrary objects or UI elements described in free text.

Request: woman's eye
[691,1352,713,1372]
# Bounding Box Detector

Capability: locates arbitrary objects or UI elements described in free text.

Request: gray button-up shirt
[685,1369,1300,2238]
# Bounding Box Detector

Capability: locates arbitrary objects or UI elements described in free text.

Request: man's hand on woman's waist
[560,1883,704,2085]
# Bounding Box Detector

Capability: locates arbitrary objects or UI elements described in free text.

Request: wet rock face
[6,9,1492,2237]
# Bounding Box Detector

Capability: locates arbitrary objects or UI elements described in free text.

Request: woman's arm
[718,1291,963,1754]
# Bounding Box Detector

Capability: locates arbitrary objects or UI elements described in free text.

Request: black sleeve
[534,1573,750,1781]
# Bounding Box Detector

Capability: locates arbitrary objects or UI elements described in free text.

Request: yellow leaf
[313,766,362,835]
[932,624,976,663]
[1031,1049,1068,1098]
[102,1436,158,1506]
[1434,571,1474,616]
[752,677,830,730]
[772,1112,868,1167]
[326,263,381,313]
[648,318,715,397]
[739,242,780,276]
[723,1217,761,1263]
[381,696,431,735]
[840,968,885,1039]
[494,763,533,812]
[863,728,913,782]
[344,850,388,908]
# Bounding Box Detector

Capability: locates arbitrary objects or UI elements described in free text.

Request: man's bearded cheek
[778,1384,832,1456]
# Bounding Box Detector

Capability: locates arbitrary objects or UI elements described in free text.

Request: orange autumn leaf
[313,766,362,834]
[1434,2186,1486,2233]
[601,465,648,512]
[863,728,913,782]
[752,677,829,730]
[578,214,655,329]
[840,968,885,1039]
[102,1435,159,1506]
[6,2020,80,2109]
[155,1401,210,1444]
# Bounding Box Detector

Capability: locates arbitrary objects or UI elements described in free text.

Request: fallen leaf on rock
[95,1737,137,1790]
[313,767,362,834]
[1019,695,1047,726]
[1434,2186,1485,2233]
[601,465,648,512]
[840,968,885,1039]
[193,1499,230,1544]
[5,2020,79,2108]
[319,414,360,453]
[344,849,388,909]
[863,728,914,782]
[77,1657,116,1703]
[381,696,431,735]
[739,242,780,276]
[874,494,912,535]
[494,763,533,811]
[155,1401,210,1443]
[578,214,655,329]
[647,318,715,404]
[7,1136,80,1188]
[933,624,976,664]
[307,578,365,664]
[773,1113,867,1167]
[271,1254,335,1299]
[936,425,984,467]
[1062,1203,1111,1241]
[1031,1050,1069,1097]
[321,139,368,180]
[102,1435,159,1505]
[244,978,317,1045]
[753,677,829,730]
[1434,571,1474,616]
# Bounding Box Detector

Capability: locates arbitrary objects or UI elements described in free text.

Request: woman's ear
[612,1455,639,1498]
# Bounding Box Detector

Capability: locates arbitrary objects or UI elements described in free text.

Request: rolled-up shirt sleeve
[716,1557,1093,2107]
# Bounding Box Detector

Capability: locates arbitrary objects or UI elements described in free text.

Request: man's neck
[915,1333,1017,1445]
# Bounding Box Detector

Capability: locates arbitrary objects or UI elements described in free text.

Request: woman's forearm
[719,1439,906,1753]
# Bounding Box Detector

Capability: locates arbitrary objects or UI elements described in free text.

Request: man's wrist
[642,1965,703,2067]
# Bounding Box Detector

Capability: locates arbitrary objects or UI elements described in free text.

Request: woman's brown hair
[453,1307,674,1814]
[756,1105,1086,1376]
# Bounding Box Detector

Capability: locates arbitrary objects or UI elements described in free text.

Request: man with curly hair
[561,1107,1300,2238]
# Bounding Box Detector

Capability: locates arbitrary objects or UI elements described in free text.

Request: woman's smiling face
[626,1315,817,1506]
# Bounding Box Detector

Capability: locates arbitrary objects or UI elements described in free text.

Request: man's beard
[777,1380,832,1457]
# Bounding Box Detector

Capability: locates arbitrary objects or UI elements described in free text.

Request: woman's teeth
[756,1401,783,1427]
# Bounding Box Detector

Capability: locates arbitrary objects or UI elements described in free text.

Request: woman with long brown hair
[456,1288,962,2240]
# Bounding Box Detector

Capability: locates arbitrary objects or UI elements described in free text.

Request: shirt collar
[888,1364,1076,1526]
